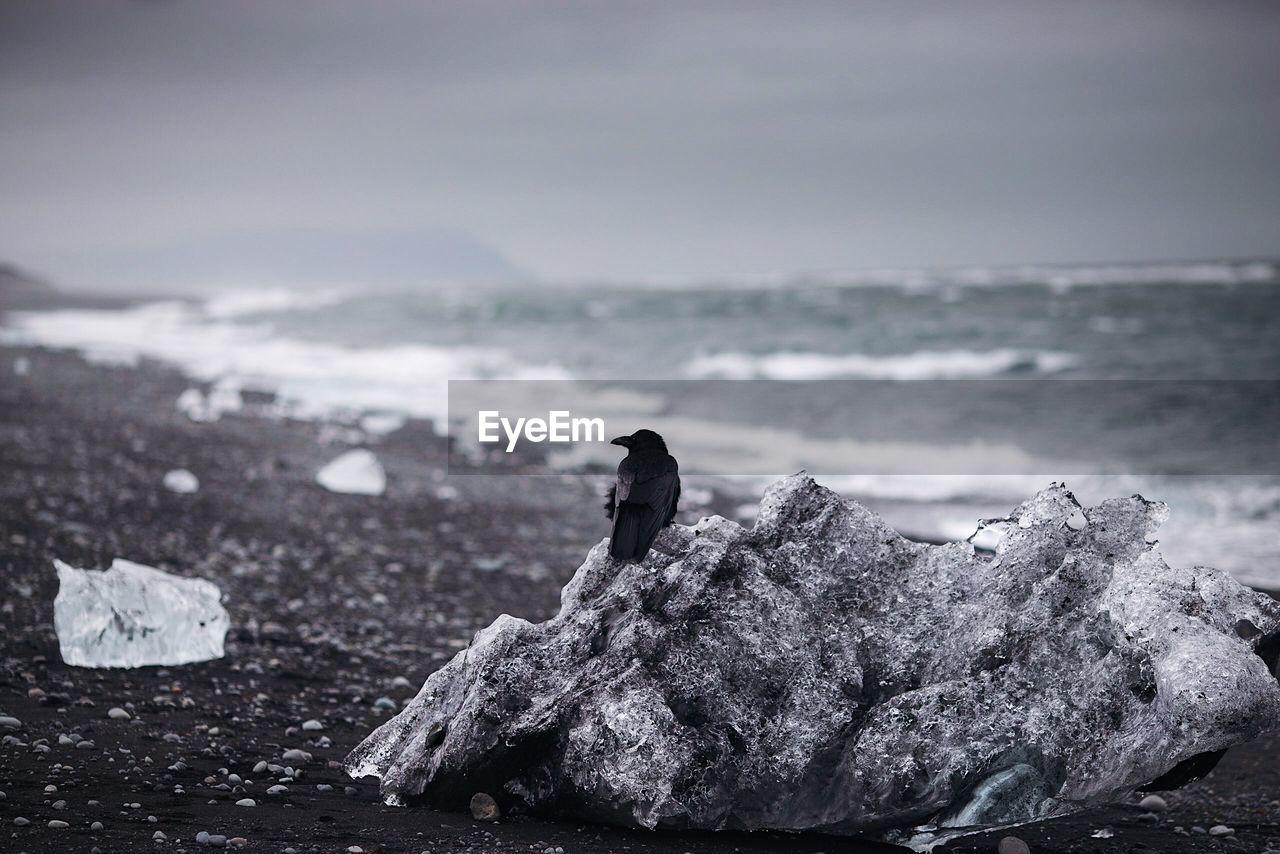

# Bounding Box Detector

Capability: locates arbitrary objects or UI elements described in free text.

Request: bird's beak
[610,436,630,447]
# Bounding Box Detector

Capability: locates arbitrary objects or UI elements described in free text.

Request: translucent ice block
[316,448,386,496]
[53,558,230,668]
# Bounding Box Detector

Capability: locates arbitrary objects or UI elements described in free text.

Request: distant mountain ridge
[0,263,61,309]
[0,263,53,294]
[0,262,137,310]
[13,227,529,295]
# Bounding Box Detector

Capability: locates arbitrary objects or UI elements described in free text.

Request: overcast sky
[2,0,1279,290]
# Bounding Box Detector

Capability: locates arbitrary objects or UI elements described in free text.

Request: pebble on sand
[14,817,30,826]
[998,836,1031,854]
[1209,825,1235,836]
[48,819,70,829]
[92,821,104,831]
[301,719,324,731]
[153,831,167,840]
[1139,793,1168,812]
[107,707,131,721]
[0,715,21,729]
[235,797,256,807]
[469,791,501,821]
[281,748,311,763]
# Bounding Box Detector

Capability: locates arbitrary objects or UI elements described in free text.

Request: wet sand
[2,339,1278,854]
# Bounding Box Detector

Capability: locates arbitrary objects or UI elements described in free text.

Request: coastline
[2,337,1278,853]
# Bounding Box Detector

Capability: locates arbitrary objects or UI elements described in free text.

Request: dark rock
[346,476,1280,848]
[1138,794,1167,812]
[470,792,500,821]
[997,836,1031,854]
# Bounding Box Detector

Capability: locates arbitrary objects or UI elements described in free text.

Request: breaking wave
[1,300,568,424]
[201,287,349,319]
[685,348,1079,380]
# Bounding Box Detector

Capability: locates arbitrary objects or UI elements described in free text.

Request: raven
[604,429,680,562]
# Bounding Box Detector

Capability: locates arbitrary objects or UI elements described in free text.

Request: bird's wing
[665,475,681,526]
[626,468,680,553]
[603,484,617,520]
[614,465,637,503]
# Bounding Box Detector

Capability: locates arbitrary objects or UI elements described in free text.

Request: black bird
[605,429,680,562]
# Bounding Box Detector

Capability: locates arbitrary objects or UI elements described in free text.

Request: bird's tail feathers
[610,503,643,561]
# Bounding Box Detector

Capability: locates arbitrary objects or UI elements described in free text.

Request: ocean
[5,260,1279,586]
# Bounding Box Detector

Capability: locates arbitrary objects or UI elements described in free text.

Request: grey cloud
[2,0,1278,289]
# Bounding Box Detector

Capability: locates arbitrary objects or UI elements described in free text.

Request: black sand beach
[2,338,1279,854]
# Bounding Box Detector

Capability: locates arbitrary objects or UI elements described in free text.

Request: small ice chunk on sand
[316,449,386,496]
[163,469,200,494]
[175,388,205,419]
[53,559,230,668]
[360,411,408,436]
[176,378,242,422]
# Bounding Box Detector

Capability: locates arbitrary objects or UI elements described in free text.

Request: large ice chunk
[53,558,230,668]
[316,448,386,496]
[346,476,1280,848]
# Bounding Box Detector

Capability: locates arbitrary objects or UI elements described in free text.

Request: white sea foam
[685,348,1078,380]
[579,260,1277,292]
[2,300,569,426]
[547,413,1091,480]
[202,288,347,319]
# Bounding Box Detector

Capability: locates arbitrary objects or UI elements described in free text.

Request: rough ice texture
[346,476,1280,847]
[54,558,230,668]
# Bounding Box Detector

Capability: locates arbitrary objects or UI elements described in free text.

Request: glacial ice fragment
[346,475,1280,847]
[53,558,230,668]
[316,448,386,496]
[176,378,242,422]
[360,411,408,436]
[162,469,200,494]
